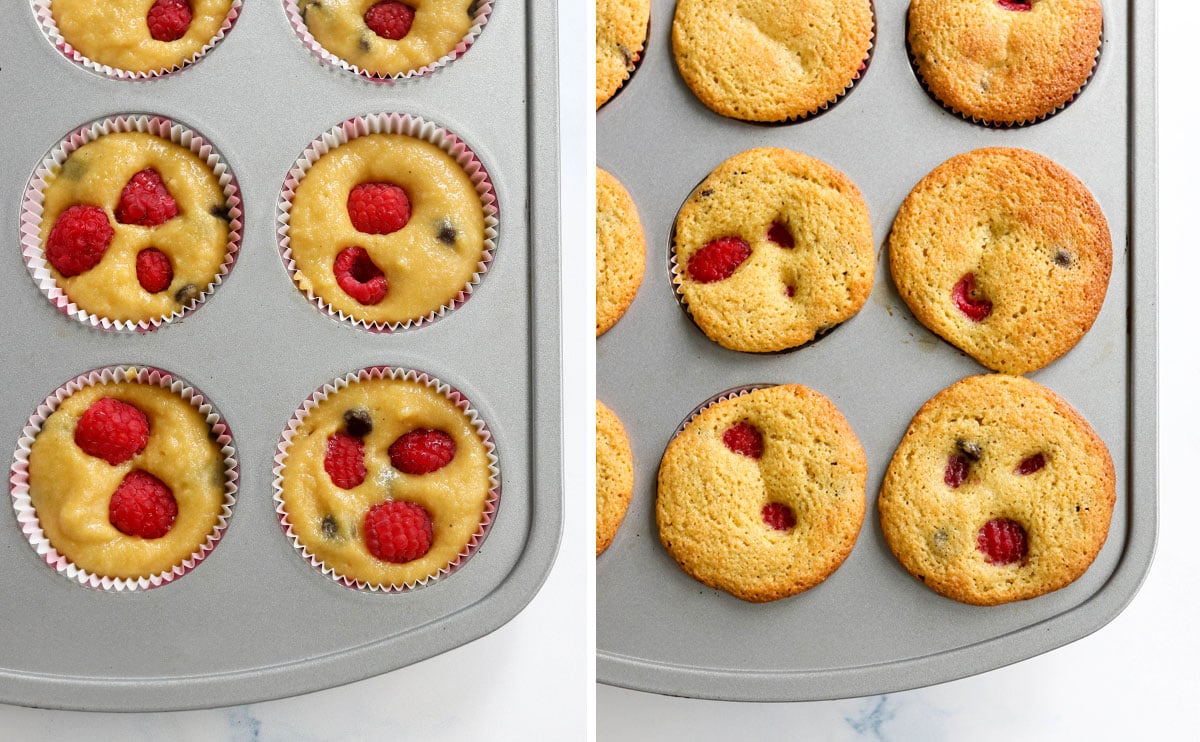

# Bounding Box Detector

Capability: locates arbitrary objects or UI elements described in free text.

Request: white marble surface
[0,3,590,740]
[599,4,1198,739]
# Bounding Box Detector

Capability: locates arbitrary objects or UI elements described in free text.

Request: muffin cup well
[32,0,243,80]
[284,0,493,82]
[9,365,239,592]
[272,366,501,592]
[277,112,499,332]
[20,114,244,333]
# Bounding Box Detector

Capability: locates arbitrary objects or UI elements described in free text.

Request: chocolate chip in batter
[343,408,373,438]
[210,202,231,222]
[321,515,340,539]
[174,283,200,305]
[436,219,458,246]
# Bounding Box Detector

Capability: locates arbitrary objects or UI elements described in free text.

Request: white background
[599,3,1198,740]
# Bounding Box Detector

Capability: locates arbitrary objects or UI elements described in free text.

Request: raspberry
[364,1,416,41]
[46,205,114,277]
[977,518,1028,565]
[333,246,389,305]
[997,0,1032,10]
[389,429,456,474]
[687,236,751,283]
[74,398,150,466]
[347,182,411,235]
[952,273,992,322]
[147,0,194,42]
[136,248,174,293]
[363,500,433,563]
[109,470,178,539]
[784,284,796,298]
[1016,453,1046,475]
[766,222,794,249]
[944,454,969,488]
[116,169,179,227]
[723,422,764,459]
[324,432,367,489]
[761,502,797,531]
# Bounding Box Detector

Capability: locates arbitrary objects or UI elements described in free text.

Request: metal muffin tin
[0,1,560,710]
[597,0,1155,701]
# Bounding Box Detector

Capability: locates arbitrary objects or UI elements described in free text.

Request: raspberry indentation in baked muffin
[1016,453,1046,475]
[952,273,992,322]
[333,246,389,305]
[325,432,367,489]
[996,0,1033,11]
[761,502,797,531]
[977,518,1028,565]
[74,397,150,465]
[136,248,174,294]
[766,222,795,249]
[364,1,416,41]
[364,500,433,563]
[687,236,751,283]
[784,284,796,298]
[109,470,178,539]
[46,205,114,277]
[348,182,412,235]
[116,169,179,227]
[147,0,194,42]
[944,454,969,488]
[390,428,457,474]
[722,422,764,459]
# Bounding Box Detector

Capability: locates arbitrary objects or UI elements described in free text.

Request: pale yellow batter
[287,134,486,326]
[39,131,230,324]
[298,0,475,75]
[28,374,228,581]
[279,376,493,587]
[51,0,236,73]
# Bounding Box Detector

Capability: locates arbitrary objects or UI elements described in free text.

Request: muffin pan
[597,0,1155,700]
[0,1,559,710]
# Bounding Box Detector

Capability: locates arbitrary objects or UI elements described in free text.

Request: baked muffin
[284,129,490,329]
[596,400,634,555]
[908,0,1103,125]
[45,0,239,75]
[657,385,867,602]
[34,128,234,327]
[672,0,873,121]
[889,147,1111,375]
[275,369,497,590]
[294,0,480,77]
[596,168,646,336]
[19,368,233,585]
[878,374,1115,606]
[672,147,874,353]
[596,0,651,108]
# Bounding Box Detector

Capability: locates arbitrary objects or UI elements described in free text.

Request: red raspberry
[997,0,1032,11]
[944,454,969,488]
[766,222,794,249]
[136,248,174,293]
[363,500,433,563]
[761,502,797,531]
[389,429,456,474]
[977,518,1028,565]
[1016,453,1046,475]
[147,0,194,42]
[74,398,150,466]
[324,432,367,489]
[46,205,114,277]
[333,246,389,305]
[364,1,416,41]
[109,470,178,539]
[723,422,764,459]
[951,273,992,322]
[347,182,411,235]
[687,236,751,283]
[116,168,179,227]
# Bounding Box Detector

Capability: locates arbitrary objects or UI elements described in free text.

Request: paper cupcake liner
[32,0,243,81]
[277,112,499,333]
[9,366,240,592]
[906,12,1103,128]
[20,114,244,333]
[284,0,493,82]
[272,366,501,592]
[670,384,777,443]
[598,13,650,110]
